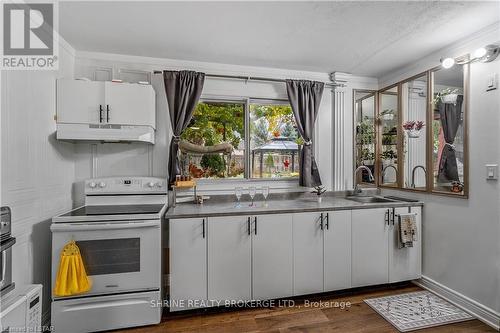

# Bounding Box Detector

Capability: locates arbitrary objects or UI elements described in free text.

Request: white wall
[0,40,76,321]
[71,51,368,199]
[376,23,500,319]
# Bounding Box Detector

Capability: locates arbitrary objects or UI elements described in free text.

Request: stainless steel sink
[345,196,396,203]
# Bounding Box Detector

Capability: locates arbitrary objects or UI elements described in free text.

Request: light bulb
[441,57,455,69]
[473,47,487,59]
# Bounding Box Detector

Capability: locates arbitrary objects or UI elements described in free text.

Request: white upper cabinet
[252,214,293,300]
[351,208,390,287]
[208,216,252,302]
[56,79,155,128]
[104,82,155,127]
[57,79,105,124]
[389,206,422,283]
[323,210,351,291]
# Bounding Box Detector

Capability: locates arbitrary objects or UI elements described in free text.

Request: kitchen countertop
[164,192,423,219]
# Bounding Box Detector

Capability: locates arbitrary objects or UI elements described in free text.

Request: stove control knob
[147,182,155,188]
[98,182,106,188]
[89,182,97,188]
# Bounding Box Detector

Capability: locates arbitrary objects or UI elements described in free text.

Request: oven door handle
[51,221,159,232]
[1,250,6,287]
[0,238,14,287]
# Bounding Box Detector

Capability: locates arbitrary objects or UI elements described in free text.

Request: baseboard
[414,276,500,331]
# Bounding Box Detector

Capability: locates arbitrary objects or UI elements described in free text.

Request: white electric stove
[51,176,167,333]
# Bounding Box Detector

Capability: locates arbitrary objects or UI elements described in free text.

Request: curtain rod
[152,71,346,88]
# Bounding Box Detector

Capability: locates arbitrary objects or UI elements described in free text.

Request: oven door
[51,220,160,299]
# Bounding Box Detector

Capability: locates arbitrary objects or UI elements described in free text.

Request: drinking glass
[235,187,243,208]
[262,186,269,207]
[248,186,256,207]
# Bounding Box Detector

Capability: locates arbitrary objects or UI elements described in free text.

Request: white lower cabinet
[293,210,352,296]
[169,218,207,311]
[351,208,389,287]
[169,205,421,311]
[389,206,422,282]
[208,216,252,302]
[324,210,352,291]
[252,214,293,300]
[293,212,324,295]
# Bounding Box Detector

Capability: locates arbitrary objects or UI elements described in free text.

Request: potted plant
[434,88,459,104]
[402,120,425,138]
[361,149,375,166]
[311,186,326,203]
[379,109,395,121]
[381,150,397,161]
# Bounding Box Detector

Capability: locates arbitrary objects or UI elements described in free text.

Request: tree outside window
[179,100,301,180]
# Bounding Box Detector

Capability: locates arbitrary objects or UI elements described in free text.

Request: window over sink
[179,99,300,181]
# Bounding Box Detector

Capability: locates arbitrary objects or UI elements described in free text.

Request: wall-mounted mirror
[401,74,427,190]
[379,86,399,187]
[354,90,376,185]
[431,64,468,195]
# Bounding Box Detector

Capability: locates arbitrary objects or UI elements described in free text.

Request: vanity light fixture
[441,44,500,69]
[477,44,500,63]
[473,47,487,59]
[441,57,455,69]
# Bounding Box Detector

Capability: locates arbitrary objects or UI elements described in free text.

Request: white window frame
[190,95,300,185]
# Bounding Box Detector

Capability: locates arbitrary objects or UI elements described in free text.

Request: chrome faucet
[353,166,374,194]
[411,165,426,188]
[381,164,398,183]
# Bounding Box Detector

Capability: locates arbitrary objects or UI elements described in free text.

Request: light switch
[486,164,498,180]
[486,73,497,91]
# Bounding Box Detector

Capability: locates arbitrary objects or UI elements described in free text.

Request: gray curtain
[437,95,463,183]
[164,70,205,187]
[286,79,324,187]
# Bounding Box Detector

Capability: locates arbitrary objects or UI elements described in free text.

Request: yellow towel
[53,240,92,297]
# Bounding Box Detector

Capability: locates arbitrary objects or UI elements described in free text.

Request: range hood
[56,123,155,144]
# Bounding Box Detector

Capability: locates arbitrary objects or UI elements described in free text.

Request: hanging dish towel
[397,213,418,248]
[53,240,92,297]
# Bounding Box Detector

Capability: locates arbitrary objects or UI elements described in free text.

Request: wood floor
[113,284,496,333]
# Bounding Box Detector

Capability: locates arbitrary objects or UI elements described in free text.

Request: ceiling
[59,1,500,78]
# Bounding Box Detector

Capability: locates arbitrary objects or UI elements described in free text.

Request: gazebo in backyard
[252,137,300,178]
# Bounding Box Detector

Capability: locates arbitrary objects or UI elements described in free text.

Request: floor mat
[364,290,473,332]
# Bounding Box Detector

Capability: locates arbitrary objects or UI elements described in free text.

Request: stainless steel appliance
[1,206,12,242]
[50,177,167,333]
[1,206,16,297]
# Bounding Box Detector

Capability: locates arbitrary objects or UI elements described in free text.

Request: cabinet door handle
[106,104,110,122]
[385,209,390,226]
[254,216,257,235]
[320,213,324,230]
[99,105,103,123]
[391,208,395,226]
[247,217,251,235]
[202,218,205,238]
[326,213,329,230]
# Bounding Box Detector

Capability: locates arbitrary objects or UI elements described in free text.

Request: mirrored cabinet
[354,91,376,186]
[401,74,427,191]
[353,60,469,197]
[379,86,399,187]
[431,65,467,195]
